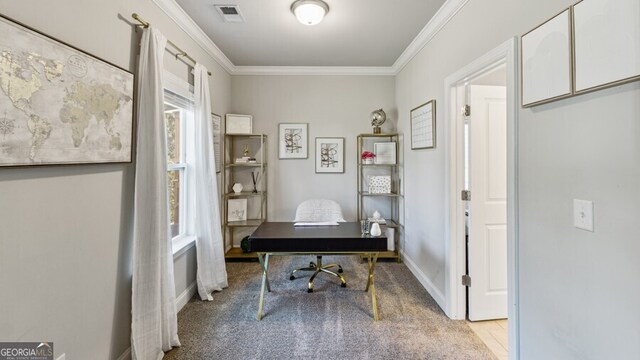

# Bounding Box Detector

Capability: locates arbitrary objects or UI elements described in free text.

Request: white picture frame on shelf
[572,0,640,94]
[225,114,252,134]
[374,142,396,164]
[227,199,247,222]
[315,137,344,173]
[278,123,308,159]
[521,8,573,107]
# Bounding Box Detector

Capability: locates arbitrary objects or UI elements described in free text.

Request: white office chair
[290,199,347,292]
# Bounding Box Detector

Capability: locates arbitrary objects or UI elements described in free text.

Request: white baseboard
[117,281,197,360]
[116,347,131,360]
[176,281,198,312]
[401,250,447,312]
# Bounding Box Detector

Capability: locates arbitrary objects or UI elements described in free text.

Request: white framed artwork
[278,123,308,159]
[410,100,435,150]
[225,114,252,134]
[315,137,344,173]
[227,199,247,222]
[521,8,573,107]
[374,142,397,164]
[572,0,640,93]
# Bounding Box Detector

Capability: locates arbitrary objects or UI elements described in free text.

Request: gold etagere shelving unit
[222,133,267,259]
[357,133,401,261]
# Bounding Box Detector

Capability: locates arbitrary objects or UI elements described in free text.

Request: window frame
[163,72,196,254]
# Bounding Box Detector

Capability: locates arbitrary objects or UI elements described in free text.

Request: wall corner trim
[400,250,447,312]
[151,0,235,74]
[392,0,470,74]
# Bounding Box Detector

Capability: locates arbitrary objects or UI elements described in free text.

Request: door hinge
[462,105,471,117]
[462,274,471,287]
[461,190,471,201]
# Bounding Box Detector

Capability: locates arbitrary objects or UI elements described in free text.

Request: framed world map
[0,14,134,167]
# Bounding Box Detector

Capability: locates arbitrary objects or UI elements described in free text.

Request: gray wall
[231,75,396,223]
[0,0,230,359]
[396,0,640,358]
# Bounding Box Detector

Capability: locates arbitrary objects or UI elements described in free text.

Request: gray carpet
[164,256,496,360]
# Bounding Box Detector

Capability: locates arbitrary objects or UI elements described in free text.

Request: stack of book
[235,157,257,164]
[368,217,387,225]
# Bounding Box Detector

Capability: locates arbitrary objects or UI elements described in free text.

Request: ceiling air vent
[214,5,245,23]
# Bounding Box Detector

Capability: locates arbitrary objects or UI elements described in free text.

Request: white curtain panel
[193,63,228,300]
[131,27,180,360]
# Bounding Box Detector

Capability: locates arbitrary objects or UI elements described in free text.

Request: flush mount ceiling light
[291,0,329,26]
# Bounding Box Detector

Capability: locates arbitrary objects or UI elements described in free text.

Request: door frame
[443,37,520,359]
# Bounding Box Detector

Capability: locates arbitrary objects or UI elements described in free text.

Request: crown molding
[151,0,235,73]
[391,0,469,74]
[152,0,468,76]
[232,66,396,76]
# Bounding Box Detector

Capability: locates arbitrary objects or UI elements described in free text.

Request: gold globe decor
[370,109,386,134]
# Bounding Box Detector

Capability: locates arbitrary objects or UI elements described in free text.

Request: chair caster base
[307,288,313,293]
[289,275,295,281]
[338,268,343,273]
[341,283,347,288]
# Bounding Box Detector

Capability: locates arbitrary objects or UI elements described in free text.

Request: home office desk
[247,222,387,321]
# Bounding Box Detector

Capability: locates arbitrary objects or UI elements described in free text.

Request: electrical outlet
[573,199,594,232]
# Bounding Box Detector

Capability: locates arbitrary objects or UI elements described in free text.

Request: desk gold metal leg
[365,253,380,321]
[257,253,270,320]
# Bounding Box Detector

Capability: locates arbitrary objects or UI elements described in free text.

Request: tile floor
[467,319,508,360]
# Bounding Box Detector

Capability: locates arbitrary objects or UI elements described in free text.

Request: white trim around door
[443,37,520,360]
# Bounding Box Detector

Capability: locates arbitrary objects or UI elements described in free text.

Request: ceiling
[175,0,447,67]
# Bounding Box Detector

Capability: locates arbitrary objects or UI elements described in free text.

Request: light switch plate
[573,199,594,232]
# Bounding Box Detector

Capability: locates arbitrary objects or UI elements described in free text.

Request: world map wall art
[0,14,134,167]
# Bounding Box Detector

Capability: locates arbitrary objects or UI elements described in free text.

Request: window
[163,85,194,242]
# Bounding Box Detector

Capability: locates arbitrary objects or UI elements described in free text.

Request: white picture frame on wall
[278,123,308,159]
[521,8,573,107]
[315,137,344,173]
[225,114,252,134]
[572,0,640,94]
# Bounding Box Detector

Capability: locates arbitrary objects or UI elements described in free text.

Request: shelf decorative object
[361,151,375,165]
[357,133,402,261]
[370,109,387,134]
[232,183,243,194]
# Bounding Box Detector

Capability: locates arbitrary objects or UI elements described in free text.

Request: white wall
[0,1,230,358]
[396,0,640,358]
[231,75,396,223]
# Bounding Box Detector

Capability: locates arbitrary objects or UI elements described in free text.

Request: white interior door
[468,85,508,321]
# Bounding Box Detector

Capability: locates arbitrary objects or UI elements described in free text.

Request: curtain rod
[132,13,211,76]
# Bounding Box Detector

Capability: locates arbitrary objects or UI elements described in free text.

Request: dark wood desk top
[248,222,386,252]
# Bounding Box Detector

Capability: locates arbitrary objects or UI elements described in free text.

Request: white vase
[363,158,374,165]
[370,222,382,237]
[232,183,243,194]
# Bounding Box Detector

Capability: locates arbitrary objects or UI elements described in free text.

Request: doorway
[443,38,519,360]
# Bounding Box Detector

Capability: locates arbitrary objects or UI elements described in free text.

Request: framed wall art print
[0,14,134,167]
[521,9,573,107]
[315,137,344,173]
[278,123,308,159]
